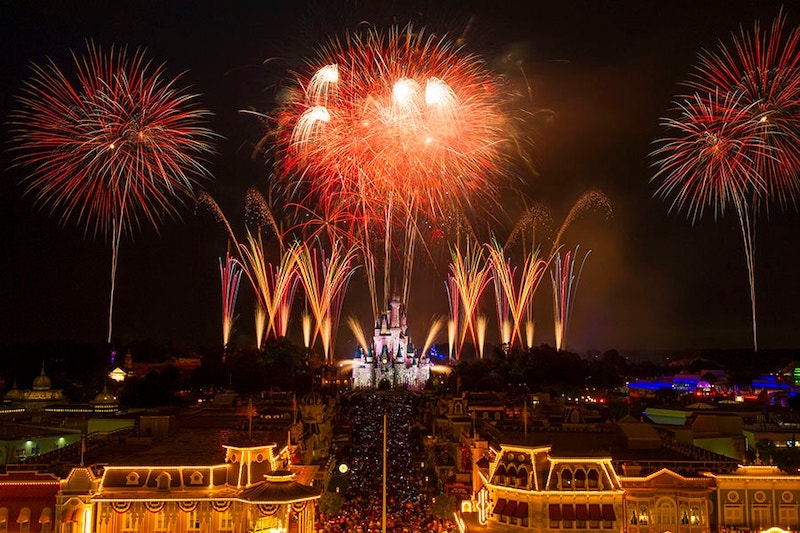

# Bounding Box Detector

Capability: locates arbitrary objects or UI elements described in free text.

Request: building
[351,297,431,390]
[472,443,626,531]
[50,442,321,533]
[0,470,60,533]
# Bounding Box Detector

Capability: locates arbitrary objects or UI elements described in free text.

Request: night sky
[1,0,798,355]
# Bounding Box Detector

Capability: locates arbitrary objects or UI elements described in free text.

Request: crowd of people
[316,392,459,532]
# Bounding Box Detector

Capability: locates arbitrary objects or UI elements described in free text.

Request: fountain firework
[447,241,492,359]
[550,246,591,352]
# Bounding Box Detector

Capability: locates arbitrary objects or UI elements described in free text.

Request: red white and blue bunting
[291,502,307,513]
[144,502,164,513]
[110,502,131,514]
[210,501,231,513]
[257,504,278,516]
[178,501,198,513]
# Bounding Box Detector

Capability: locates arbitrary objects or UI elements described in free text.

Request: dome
[93,390,117,404]
[32,363,51,391]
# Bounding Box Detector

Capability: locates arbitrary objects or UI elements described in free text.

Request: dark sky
[1,0,798,355]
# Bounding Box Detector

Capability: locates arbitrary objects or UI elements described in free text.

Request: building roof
[239,471,321,503]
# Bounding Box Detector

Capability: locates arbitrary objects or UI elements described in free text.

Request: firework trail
[271,24,514,314]
[10,41,216,345]
[550,246,591,352]
[448,241,492,359]
[486,238,549,348]
[653,11,800,351]
[219,251,242,352]
[652,92,769,351]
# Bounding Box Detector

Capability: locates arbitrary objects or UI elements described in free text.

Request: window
[121,513,136,533]
[690,505,703,526]
[561,470,573,489]
[153,512,168,532]
[751,505,771,528]
[780,506,798,528]
[638,506,650,526]
[656,499,676,525]
[219,510,234,532]
[187,510,201,531]
[723,505,743,526]
[588,469,600,489]
[575,469,586,489]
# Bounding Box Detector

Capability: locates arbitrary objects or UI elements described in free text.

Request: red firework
[651,91,768,222]
[272,24,513,226]
[271,25,514,317]
[687,10,800,207]
[10,41,216,343]
[10,41,216,239]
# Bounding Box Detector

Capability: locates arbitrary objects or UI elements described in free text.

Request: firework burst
[10,41,216,344]
[271,24,515,314]
[651,11,800,351]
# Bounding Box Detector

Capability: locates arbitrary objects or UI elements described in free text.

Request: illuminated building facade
[0,471,60,533]
[43,443,320,533]
[476,444,625,531]
[351,296,431,390]
[709,465,800,532]
[620,468,714,533]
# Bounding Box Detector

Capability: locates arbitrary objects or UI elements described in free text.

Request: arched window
[517,468,528,488]
[561,469,573,489]
[656,498,676,525]
[690,505,703,525]
[506,466,517,486]
[574,469,586,489]
[638,506,649,526]
[587,469,599,489]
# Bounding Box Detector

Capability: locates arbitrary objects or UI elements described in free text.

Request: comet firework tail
[10,41,216,345]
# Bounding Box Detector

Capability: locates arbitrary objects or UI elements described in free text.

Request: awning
[562,505,576,521]
[39,507,52,525]
[549,504,562,521]
[0,507,7,525]
[575,504,589,521]
[514,502,528,519]
[17,507,31,524]
[504,501,518,517]
[493,499,507,515]
[602,504,616,521]
[589,504,602,520]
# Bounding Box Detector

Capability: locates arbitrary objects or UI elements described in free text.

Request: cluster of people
[316,392,458,532]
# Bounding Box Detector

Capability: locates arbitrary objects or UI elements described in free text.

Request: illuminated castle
[351,296,431,390]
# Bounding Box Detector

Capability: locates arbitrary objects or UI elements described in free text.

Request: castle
[351,296,431,390]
